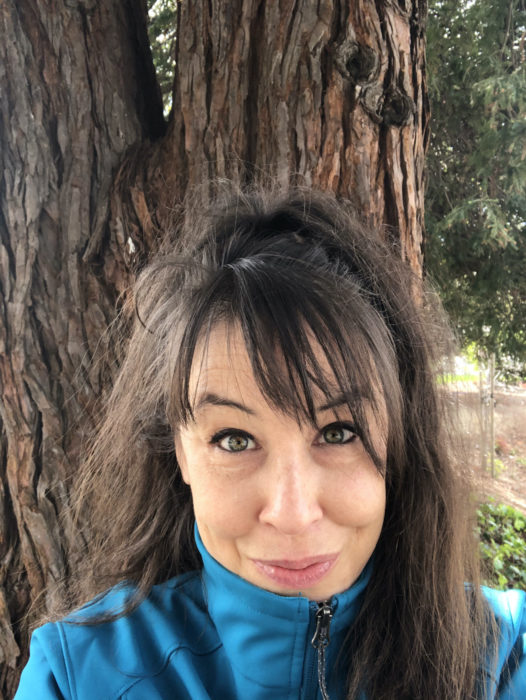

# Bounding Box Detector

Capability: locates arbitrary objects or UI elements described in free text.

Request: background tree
[0,1,428,695]
[148,0,177,116]
[426,0,526,370]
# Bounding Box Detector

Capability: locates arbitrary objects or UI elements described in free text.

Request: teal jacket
[15,527,526,699]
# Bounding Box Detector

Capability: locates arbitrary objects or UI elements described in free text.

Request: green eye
[213,431,256,452]
[321,423,356,445]
[222,434,248,451]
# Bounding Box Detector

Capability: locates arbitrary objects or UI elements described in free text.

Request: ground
[455,384,526,515]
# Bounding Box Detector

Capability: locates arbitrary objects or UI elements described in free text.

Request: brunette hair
[69,183,496,699]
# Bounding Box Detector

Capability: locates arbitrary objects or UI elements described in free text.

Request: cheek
[328,464,386,528]
[192,479,258,539]
[178,442,259,537]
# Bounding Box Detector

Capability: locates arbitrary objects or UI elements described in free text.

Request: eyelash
[209,428,256,451]
[319,422,358,446]
[209,422,358,452]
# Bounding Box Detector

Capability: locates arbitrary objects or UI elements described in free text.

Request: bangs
[170,254,403,472]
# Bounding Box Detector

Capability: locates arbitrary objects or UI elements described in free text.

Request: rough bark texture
[158,0,429,272]
[0,0,428,695]
[0,2,164,697]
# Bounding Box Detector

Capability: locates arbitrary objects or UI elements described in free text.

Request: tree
[148,0,177,116]
[425,0,526,369]
[0,1,429,694]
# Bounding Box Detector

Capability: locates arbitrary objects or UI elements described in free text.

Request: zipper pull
[311,601,334,700]
[311,601,334,648]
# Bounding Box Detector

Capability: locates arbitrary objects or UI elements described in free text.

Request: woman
[16,185,525,699]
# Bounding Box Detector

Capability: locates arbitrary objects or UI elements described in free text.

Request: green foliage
[463,343,481,371]
[492,457,506,477]
[477,501,526,589]
[439,373,478,383]
[147,0,177,116]
[426,0,526,368]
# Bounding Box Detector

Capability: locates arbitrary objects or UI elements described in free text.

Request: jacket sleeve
[14,624,70,700]
[489,588,526,700]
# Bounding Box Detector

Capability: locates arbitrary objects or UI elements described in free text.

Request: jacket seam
[57,622,77,700]
[289,598,303,697]
[112,641,223,699]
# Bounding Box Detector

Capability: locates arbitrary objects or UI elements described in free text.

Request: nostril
[258,483,323,534]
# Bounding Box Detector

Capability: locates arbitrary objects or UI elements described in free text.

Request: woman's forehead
[189,322,340,389]
[186,321,380,419]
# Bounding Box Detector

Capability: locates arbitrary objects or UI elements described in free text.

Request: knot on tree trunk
[338,42,380,85]
[361,85,415,127]
[335,39,415,129]
[382,88,416,126]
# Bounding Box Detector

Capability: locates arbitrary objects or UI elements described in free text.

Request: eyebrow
[194,392,257,415]
[316,392,364,412]
[194,391,364,415]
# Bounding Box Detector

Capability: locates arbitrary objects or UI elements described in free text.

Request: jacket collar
[195,524,371,691]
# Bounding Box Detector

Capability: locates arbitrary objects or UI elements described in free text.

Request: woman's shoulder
[481,586,526,700]
[482,585,526,638]
[16,569,221,700]
[66,569,204,624]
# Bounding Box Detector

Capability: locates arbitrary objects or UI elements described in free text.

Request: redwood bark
[0,2,163,696]
[0,1,428,695]
[157,0,428,273]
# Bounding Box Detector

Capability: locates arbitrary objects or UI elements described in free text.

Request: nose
[258,447,323,535]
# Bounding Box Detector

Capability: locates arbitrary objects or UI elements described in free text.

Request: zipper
[310,601,334,700]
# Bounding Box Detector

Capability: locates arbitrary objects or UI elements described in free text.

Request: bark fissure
[203,0,214,183]
[28,400,42,507]
[245,0,266,184]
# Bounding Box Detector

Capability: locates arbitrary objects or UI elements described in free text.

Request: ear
[174,434,190,485]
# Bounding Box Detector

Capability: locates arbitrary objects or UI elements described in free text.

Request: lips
[251,554,338,589]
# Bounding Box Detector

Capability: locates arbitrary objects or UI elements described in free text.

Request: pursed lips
[250,554,338,569]
[250,553,339,588]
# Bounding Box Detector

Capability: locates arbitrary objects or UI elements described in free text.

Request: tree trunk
[0,2,164,696]
[0,0,428,695]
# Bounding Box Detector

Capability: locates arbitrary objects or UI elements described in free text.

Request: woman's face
[174,324,386,601]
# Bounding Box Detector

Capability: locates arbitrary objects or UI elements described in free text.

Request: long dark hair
[68,183,496,699]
